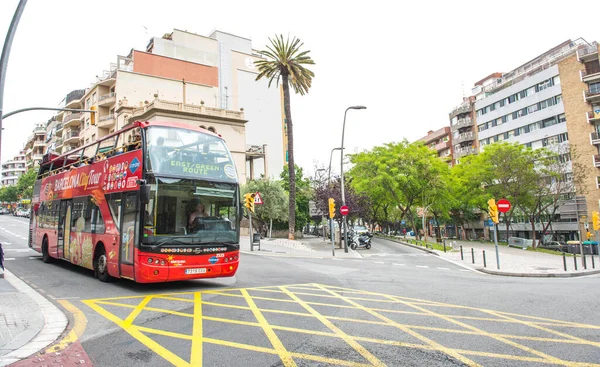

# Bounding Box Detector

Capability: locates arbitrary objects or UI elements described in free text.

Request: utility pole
[0,0,28,164]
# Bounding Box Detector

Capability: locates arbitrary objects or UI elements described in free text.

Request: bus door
[119,192,138,279]
[57,200,72,259]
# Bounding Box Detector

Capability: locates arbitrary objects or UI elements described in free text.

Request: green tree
[255,35,315,240]
[0,185,19,203]
[17,167,37,199]
[280,165,312,232]
[242,179,288,237]
[349,141,449,238]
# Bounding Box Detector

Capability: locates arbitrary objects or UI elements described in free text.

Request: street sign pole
[249,211,253,251]
[494,223,500,269]
[330,218,335,257]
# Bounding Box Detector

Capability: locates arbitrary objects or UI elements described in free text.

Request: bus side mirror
[140,184,151,204]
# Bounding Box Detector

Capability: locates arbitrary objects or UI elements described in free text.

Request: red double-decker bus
[28,121,241,283]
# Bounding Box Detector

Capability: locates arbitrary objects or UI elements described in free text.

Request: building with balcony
[1,150,27,186]
[449,96,478,163]
[461,38,600,242]
[23,123,46,168]
[417,127,453,165]
[70,28,283,180]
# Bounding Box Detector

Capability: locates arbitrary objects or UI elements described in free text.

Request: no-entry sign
[497,199,511,213]
[340,205,349,216]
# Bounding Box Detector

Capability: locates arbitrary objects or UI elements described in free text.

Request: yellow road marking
[280,286,386,367]
[240,289,296,367]
[45,300,88,353]
[83,300,189,367]
[123,295,152,326]
[315,284,481,367]
[485,310,600,349]
[94,300,194,318]
[190,292,202,367]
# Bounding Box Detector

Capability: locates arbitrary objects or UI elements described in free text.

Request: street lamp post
[0,0,28,164]
[340,105,366,253]
[314,168,327,241]
[328,147,341,250]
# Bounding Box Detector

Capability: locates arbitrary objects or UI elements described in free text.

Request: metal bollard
[563,253,567,272]
[574,254,578,271]
[592,255,595,269]
[471,248,475,264]
[483,250,487,268]
[460,246,464,260]
[583,254,587,270]
[443,239,446,253]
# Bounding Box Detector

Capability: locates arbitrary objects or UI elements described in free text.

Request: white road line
[374,261,384,264]
[332,258,342,261]
[459,269,471,272]
[29,257,41,260]
[4,249,33,252]
[1,242,11,245]
[416,265,428,268]
[437,267,451,270]
[392,263,405,266]
[4,257,16,260]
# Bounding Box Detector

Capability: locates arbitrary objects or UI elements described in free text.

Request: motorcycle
[348,229,372,250]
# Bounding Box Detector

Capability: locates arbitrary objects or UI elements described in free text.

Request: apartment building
[24,123,46,168]
[417,127,453,165]
[60,29,282,182]
[457,38,600,242]
[1,150,27,186]
[448,95,478,163]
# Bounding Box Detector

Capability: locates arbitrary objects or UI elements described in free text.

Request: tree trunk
[282,74,296,240]
[530,216,537,249]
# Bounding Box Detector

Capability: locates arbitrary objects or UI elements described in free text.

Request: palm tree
[255,34,315,240]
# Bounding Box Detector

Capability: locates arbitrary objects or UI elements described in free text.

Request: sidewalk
[240,235,362,258]
[385,236,600,277]
[0,269,67,367]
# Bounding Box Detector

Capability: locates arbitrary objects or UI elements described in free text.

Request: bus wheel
[42,237,52,263]
[95,245,112,282]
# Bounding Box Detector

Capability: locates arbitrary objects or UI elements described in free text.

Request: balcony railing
[454,132,475,144]
[99,92,116,102]
[591,132,600,145]
[34,140,45,147]
[594,154,600,167]
[449,104,472,118]
[433,141,451,151]
[55,138,63,146]
[578,42,599,60]
[453,117,474,130]
[63,130,80,140]
[33,126,46,134]
[63,112,82,125]
[55,122,64,131]
[98,115,115,122]
[455,147,477,158]
[582,68,600,79]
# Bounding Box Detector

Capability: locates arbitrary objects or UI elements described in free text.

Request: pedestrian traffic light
[244,193,255,213]
[593,211,600,231]
[488,198,499,224]
[328,198,335,219]
[90,106,97,125]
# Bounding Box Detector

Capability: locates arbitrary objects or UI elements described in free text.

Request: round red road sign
[340,205,349,216]
[497,199,511,213]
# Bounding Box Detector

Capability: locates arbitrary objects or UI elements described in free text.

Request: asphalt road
[2,216,600,366]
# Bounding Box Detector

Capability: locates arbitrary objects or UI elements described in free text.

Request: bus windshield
[144,177,239,245]
[146,126,238,183]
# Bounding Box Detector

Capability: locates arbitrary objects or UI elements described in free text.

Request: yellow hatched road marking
[280,286,386,367]
[94,300,194,318]
[190,292,203,367]
[240,289,297,367]
[123,296,153,326]
[83,300,190,367]
[315,284,482,367]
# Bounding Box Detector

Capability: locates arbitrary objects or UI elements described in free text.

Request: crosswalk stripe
[4,257,16,260]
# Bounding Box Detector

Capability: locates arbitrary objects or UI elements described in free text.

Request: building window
[92,92,97,104]
[502,115,508,123]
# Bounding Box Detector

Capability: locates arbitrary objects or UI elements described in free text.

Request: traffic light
[244,193,255,213]
[90,106,97,125]
[593,211,600,231]
[328,198,335,219]
[488,198,499,224]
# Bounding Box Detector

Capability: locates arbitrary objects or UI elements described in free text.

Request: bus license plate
[185,268,207,275]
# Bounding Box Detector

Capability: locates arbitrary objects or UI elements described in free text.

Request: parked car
[353,225,370,236]
[15,208,28,217]
[540,241,567,252]
[0,208,8,215]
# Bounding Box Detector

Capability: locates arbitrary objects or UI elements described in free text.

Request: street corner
[5,299,90,367]
[80,283,600,367]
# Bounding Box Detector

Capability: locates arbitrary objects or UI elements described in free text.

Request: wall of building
[132,51,219,88]
[558,53,599,220]
[152,30,219,67]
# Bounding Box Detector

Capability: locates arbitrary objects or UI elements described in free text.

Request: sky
[0,0,598,178]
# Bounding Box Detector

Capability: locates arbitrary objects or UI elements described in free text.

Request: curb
[477,268,600,278]
[0,269,68,367]
[375,236,439,256]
